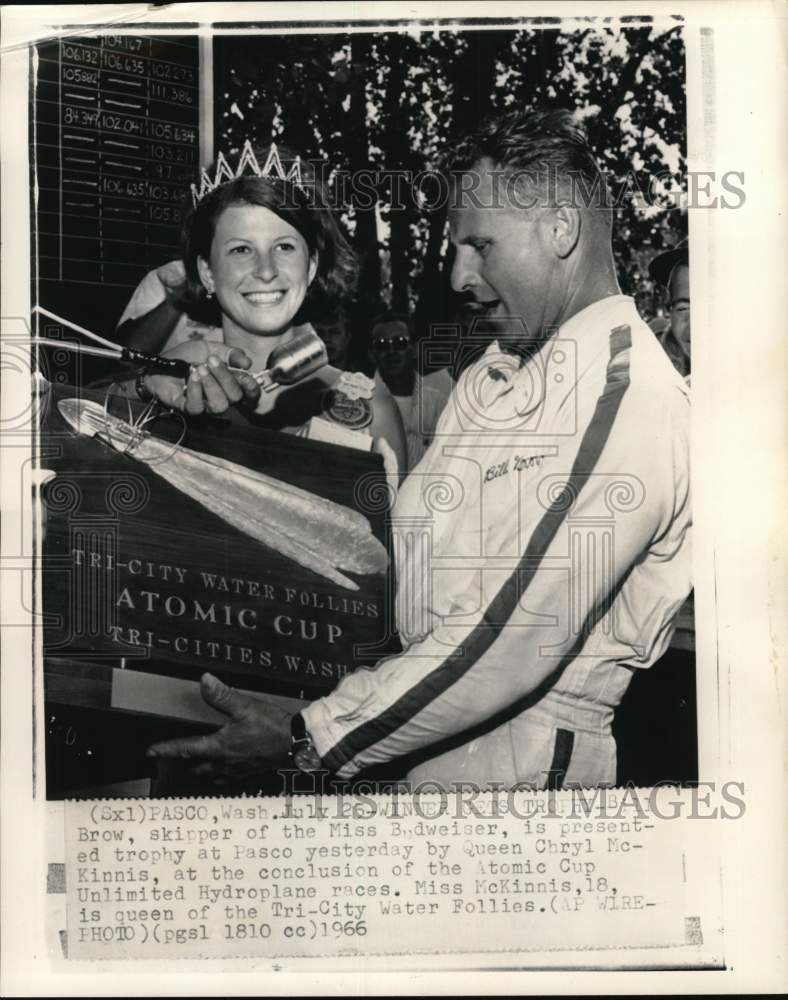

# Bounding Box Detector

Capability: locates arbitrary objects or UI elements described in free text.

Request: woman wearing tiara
[130,143,408,474]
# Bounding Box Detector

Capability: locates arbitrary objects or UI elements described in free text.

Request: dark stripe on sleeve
[322,326,633,773]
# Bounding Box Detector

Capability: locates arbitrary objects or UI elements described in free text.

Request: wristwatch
[290,712,324,773]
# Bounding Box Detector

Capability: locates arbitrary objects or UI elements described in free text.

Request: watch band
[290,712,324,773]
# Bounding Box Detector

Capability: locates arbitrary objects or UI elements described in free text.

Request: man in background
[115,259,221,353]
[648,238,690,381]
[314,308,352,370]
[370,310,454,471]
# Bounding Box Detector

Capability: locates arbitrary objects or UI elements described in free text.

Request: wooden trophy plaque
[40,383,399,794]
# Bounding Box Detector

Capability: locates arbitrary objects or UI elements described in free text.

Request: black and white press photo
[1,1,785,992]
[31,14,696,799]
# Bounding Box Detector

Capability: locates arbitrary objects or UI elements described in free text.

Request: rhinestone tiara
[190,140,306,207]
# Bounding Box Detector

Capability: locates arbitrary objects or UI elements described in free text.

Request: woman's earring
[205,290,214,300]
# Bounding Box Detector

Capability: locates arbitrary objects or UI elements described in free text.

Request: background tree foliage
[214,21,687,355]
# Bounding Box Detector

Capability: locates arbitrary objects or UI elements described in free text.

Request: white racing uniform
[303,295,692,788]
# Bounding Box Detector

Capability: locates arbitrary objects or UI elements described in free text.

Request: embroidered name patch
[484,453,546,483]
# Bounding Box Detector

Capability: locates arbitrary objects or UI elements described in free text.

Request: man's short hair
[370,310,415,341]
[648,237,689,290]
[443,107,610,215]
[314,301,350,330]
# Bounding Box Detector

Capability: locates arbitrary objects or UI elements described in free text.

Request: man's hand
[146,674,292,785]
[156,261,190,309]
[144,341,261,414]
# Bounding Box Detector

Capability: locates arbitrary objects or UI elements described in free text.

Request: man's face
[449,159,559,357]
[315,319,351,366]
[370,320,414,377]
[669,263,690,357]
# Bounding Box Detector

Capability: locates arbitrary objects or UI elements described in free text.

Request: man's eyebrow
[455,233,492,246]
[671,297,690,305]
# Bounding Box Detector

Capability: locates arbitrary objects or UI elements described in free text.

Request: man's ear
[197,256,215,295]
[551,204,581,259]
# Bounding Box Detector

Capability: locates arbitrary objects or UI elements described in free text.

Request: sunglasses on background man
[372,336,411,353]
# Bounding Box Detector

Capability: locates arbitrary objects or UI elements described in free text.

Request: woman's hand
[143,340,261,415]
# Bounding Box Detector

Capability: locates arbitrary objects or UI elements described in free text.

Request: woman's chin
[248,321,293,336]
[226,312,298,339]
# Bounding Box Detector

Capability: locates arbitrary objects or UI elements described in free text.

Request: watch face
[294,743,323,773]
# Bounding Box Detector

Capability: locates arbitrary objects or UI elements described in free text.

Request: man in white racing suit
[148,107,691,790]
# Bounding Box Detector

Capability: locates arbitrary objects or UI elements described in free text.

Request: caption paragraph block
[64,788,708,960]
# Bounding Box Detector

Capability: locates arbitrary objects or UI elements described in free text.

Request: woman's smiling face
[198,202,317,337]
